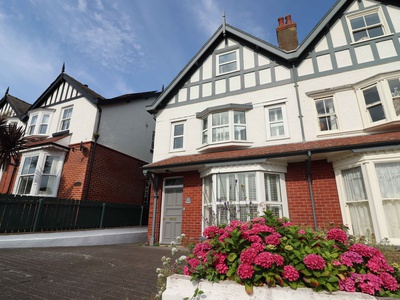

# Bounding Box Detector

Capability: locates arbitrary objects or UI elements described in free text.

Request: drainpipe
[83,103,102,200]
[307,151,318,230]
[146,171,159,246]
[292,63,305,142]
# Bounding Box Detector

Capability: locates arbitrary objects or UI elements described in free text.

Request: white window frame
[201,164,288,230]
[265,104,289,140]
[26,110,53,137]
[202,110,247,145]
[334,153,400,245]
[346,7,389,43]
[315,97,339,132]
[216,49,240,76]
[59,106,73,132]
[171,122,185,151]
[14,150,65,197]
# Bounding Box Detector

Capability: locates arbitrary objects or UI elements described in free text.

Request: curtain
[376,162,400,238]
[342,167,374,236]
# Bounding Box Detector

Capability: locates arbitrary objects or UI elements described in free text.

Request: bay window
[26,110,53,136]
[337,156,400,244]
[203,170,287,227]
[202,110,247,145]
[15,151,64,197]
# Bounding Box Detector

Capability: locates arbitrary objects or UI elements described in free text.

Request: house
[143,0,400,246]
[0,66,159,204]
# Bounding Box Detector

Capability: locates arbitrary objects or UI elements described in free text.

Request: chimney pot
[285,15,292,25]
[278,17,284,27]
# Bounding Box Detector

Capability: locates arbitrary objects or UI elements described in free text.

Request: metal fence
[0,194,149,234]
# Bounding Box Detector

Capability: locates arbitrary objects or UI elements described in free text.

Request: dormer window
[347,8,388,43]
[216,49,239,75]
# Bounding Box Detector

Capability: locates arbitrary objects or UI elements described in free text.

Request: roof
[98,91,161,106]
[143,131,400,171]
[146,0,373,114]
[31,71,105,110]
[0,92,31,118]
[24,134,71,150]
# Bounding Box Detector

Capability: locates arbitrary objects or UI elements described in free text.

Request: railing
[0,194,149,233]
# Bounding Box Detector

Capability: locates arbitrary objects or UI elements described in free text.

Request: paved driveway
[0,243,173,300]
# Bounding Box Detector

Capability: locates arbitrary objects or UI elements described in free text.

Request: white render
[163,274,376,300]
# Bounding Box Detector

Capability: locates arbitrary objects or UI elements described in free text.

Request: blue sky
[0,0,337,104]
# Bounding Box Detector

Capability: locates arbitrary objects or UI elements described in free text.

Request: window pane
[219,62,237,74]
[212,126,229,142]
[30,115,38,125]
[382,200,400,238]
[365,13,380,26]
[212,112,229,126]
[363,86,380,106]
[203,118,208,130]
[269,108,283,122]
[61,119,70,131]
[350,17,365,30]
[174,124,184,136]
[17,176,34,194]
[342,167,367,201]
[270,122,284,137]
[234,111,245,124]
[173,136,183,149]
[234,125,246,140]
[219,52,236,64]
[42,114,49,123]
[63,108,73,119]
[43,156,56,174]
[39,125,48,134]
[22,156,38,175]
[315,100,326,115]
[348,202,374,236]
[368,104,385,122]
[353,30,368,41]
[368,26,384,38]
[264,174,281,202]
[376,162,400,199]
[39,175,56,195]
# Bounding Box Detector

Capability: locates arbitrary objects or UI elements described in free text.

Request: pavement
[0,230,178,300]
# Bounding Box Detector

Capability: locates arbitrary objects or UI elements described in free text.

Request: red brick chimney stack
[276,14,299,51]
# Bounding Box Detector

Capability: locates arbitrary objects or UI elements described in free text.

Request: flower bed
[180,211,400,298]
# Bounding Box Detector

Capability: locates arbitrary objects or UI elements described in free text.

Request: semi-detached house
[0,67,159,204]
[144,0,400,246]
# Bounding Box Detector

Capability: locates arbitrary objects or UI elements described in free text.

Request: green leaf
[289,282,298,289]
[227,253,237,262]
[301,269,312,276]
[327,276,338,283]
[245,283,253,295]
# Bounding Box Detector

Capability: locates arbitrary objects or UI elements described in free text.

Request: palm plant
[0,114,27,193]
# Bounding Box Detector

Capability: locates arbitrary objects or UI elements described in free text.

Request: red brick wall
[57,142,92,199]
[86,144,147,204]
[286,159,342,228]
[0,163,18,194]
[146,171,203,245]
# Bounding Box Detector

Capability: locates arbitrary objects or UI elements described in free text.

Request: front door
[162,182,183,244]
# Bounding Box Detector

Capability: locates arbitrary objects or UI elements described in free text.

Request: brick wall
[286,159,342,228]
[147,171,203,245]
[86,143,147,204]
[57,142,92,199]
[0,163,18,194]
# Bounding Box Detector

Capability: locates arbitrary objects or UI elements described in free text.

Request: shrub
[183,211,400,297]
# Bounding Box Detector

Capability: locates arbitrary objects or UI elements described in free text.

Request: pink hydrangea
[340,251,363,267]
[254,252,284,269]
[339,276,356,292]
[237,263,254,279]
[366,254,394,273]
[250,242,265,252]
[265,232,282,246]
[183,265,191,276]
[349,243,376,258]
[218,232,230,243]
[251,217,266,224]
[303,254,326,270]
[203,226,221,238]
[282,221,294,227]
[297,229,306,235]
[240,247,258,264]
[326,228,348,244]
[380,272,399,291]
[248,223,275,235]
[193,242,212,260]
[216,263,229,274]
[282,265,300,282]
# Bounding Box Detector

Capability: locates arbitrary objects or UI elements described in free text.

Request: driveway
[0,243,174,300]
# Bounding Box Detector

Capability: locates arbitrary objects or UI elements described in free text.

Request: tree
[0,114,27,193]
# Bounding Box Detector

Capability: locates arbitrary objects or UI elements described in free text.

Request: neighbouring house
[0,66,159,204]
[144,0,400,246]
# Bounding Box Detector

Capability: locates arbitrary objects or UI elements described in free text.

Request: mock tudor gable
[145,0,400,246]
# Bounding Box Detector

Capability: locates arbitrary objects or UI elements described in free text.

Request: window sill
[197,141,253,152]
[364,119,400,132]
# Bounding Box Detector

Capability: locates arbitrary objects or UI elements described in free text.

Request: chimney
[276,14,299,51]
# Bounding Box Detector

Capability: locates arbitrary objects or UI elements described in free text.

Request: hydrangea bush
[183,211,400,297]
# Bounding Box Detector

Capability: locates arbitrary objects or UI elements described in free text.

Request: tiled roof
[24,134,71,149]
[6,94,31,116]
[144,131,400,170]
